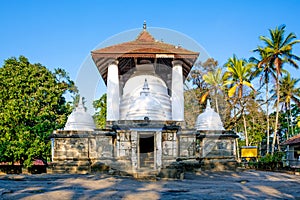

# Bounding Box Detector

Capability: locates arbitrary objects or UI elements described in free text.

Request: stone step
[142,161,154,166]
[133,169,159,179]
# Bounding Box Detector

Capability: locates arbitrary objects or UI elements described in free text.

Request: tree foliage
[0,56,76,166]
[254,25,300,154]
[93,93,107,129]
[224,55,255,146]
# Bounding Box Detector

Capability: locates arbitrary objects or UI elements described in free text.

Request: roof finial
[143,20,146,30]
[77,96,85,112]
[206,100,212,110]
[141,78,150,96]
[143,78,149,90]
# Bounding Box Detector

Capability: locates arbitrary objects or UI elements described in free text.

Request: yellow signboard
[241,146,258,158]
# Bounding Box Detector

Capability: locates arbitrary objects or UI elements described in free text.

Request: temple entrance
[138,133,155,168]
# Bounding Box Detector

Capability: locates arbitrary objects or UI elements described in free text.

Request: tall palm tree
[278,73,300,138]
[203,68,228,113]
[225,55,255,146]
[250,50,276,154]
[255,25,300,154]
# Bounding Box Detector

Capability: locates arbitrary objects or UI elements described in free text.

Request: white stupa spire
[140,79,150,96]
[64,96,96,131]
[206,100,212,110]
[76,96,85,112]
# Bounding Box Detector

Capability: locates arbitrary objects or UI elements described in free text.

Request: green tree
[93,93,107,129]
[225,55,255,146]
[203,68,228,113]
[250,50,276,154]
[277,73,300,138]
[0,56,76,166]
[187,58,220,104]
[244,93,268,147]
[184,89,201,128]
[256,25,300,154]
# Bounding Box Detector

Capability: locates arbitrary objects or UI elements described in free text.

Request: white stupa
[64,97,96,131]
[126,79,167,120]
[119,63,172,120]
[195,100,225,131]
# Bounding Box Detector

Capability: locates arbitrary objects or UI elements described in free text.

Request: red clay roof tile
[282,134,300,145]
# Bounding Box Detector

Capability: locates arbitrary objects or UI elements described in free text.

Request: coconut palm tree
[225,55,255,146]
[203,68,228,113]
[255,25,300,154]
[277,73,300,138]
[250,50,276,154]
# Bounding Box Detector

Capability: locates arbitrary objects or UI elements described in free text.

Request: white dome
[120,66,171,120]
[195,101,225,131]
[126,79,167,120]
[64,98,96,131]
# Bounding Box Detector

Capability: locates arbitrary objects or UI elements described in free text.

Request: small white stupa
[64,97,96,131]
[195,100,225,131]
[126,79,166,120]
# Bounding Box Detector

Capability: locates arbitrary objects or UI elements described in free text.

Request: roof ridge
[135,30,155,42]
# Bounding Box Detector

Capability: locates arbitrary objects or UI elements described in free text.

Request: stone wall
[178,135,196,158]
[51,130,115,174]
[198,134,238,171]
[53,137,89,160]
[51,136,90,174]
[161,131,177,167]
[201,138,235,158]
[51,129,239,175]
[89,135,114,159]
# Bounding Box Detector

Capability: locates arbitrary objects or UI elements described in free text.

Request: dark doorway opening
[139,134,154,168]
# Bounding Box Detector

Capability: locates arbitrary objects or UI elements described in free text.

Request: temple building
[51,24,238,177]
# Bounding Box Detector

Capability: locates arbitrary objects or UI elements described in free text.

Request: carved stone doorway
[138,133,155,169]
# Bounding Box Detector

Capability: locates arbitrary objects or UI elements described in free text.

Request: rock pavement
[0,170,300,199]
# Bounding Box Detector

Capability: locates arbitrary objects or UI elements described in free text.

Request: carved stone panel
[89,136,113,159]
[162,132,177,158]
[53,138,88,160]
[179,135,196,157]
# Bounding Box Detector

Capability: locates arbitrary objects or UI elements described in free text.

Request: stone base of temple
[132,169,159,180]
[90,159,133,176]
[200,158,238,171]
[48,158,238,179]
[51,125,239,178]
[158,168,183,179]
[50,159,91,174]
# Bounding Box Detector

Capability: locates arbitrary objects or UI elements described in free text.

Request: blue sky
[1,0,300,112]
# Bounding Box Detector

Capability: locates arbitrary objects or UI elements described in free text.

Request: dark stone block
[0,165,22,174]
[91,162,110,172]
[28,166,47,174]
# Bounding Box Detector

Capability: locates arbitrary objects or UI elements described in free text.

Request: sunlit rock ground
[0,170,300,199]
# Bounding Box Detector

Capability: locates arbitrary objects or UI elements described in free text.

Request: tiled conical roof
[91,27,199,84]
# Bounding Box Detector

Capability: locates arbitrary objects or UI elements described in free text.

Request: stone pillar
[51,138,54,162]
[156,131,162,170]
[171,60,184,121]
[107,60,120,121]
[233,139,237,158]
[131,131,138,172]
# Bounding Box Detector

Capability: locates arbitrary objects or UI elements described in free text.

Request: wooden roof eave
[92,55,198,85]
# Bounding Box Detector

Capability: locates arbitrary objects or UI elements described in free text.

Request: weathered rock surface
[0,170,299,199]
